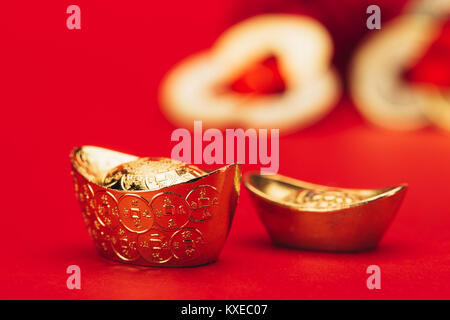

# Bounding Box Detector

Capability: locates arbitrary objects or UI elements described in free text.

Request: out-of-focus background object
[405,0,450,130]
[162,0,450,132]
[350,0,450,130]
[160,14,340,134]
[230,0,410,71]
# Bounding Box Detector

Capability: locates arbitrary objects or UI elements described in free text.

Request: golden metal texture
[244,173,407,252]
[71,146,241,267]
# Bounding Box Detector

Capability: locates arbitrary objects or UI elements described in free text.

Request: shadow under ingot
[70,146,241,267]
[244,173,407,252]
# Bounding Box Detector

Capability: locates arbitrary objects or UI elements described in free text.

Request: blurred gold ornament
[422,88,450,131]
[406,0,450,17]
[350,0,450,130]
[160,14,340,134]
[244,173,407,252]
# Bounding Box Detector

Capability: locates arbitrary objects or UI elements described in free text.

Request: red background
[1,1,449,299]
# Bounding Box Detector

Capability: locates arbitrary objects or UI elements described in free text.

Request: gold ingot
[71,146,241,267]
[244,173,407,252]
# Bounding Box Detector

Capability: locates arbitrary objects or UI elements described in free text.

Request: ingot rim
[244,172,407,213]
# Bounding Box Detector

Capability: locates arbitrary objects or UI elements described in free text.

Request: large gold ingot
[71,146,241,267]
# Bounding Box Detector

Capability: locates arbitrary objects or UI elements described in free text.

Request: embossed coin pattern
[137,229,173,264]
[74,175,95,220]
[94,191,119,228]
[151,192,190,231]
[186,185,219,222]
[170,227,205,261]
[79,183,94,207]
[118,194,153,233]
[295,189,361,209]
[72,172,80,198]
[111,225,140,261]
[90,220,112,255]
[75,181,218,264]
[102,157,205,191]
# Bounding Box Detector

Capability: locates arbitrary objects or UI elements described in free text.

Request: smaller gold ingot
[244,173,407,252]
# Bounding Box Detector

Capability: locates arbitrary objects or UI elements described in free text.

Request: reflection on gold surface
[244,173,407,251]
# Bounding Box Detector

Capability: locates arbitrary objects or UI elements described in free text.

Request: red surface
[1,1,449,299]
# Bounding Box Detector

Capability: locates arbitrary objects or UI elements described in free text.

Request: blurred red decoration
[228,56,286,94]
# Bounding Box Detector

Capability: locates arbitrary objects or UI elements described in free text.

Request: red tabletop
[1,0,449,299]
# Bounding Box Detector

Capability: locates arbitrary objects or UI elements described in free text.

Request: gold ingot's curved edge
[243,172,407,252]
[243,172,407,212]
[70,146,241,267]
[70,145,139,185]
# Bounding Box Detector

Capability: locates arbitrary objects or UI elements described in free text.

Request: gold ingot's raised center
[103,157,205,191]
[295,189,361,209]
